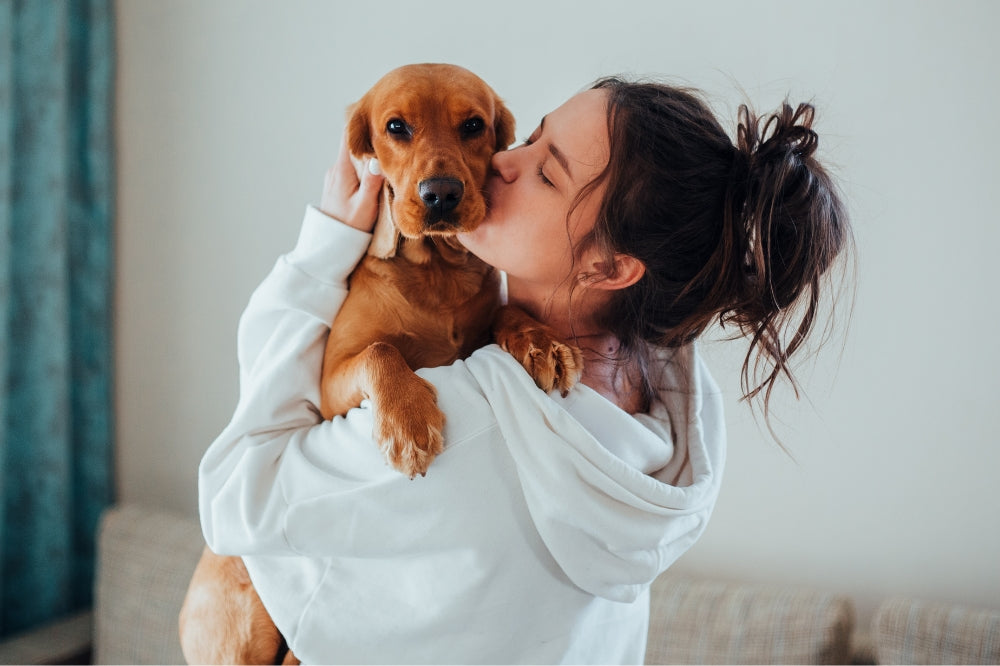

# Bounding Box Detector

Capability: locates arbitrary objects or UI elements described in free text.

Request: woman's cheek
[457,224,497,265]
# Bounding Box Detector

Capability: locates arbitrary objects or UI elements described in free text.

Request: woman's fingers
[332,130,359,192]
[320,131,384,232]
[353,159,383,226]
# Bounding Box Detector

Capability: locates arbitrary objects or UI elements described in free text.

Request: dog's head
[346,63,515,241]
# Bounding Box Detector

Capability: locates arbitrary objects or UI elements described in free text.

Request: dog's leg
[493,305,584,397]
[321,340,444,479]
[180,548,291,665]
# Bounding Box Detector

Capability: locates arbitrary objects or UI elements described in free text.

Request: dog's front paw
[373,374,444,479]
[494,306,584,397]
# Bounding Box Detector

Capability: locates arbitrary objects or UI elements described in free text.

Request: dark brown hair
[575,77,852,420]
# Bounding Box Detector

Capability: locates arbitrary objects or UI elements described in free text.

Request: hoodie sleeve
[197,205,373,554]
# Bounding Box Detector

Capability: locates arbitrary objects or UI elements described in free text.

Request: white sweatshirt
[198,206,727,664]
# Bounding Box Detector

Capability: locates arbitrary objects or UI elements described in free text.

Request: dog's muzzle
[419,177,464,223]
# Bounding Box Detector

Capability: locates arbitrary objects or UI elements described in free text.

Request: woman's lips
[481,174,502,216]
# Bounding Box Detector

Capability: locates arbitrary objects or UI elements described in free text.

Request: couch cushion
[873,597,1000,665]
[0,610,92,665]
[645,574,854,664]
[93,504,204,665]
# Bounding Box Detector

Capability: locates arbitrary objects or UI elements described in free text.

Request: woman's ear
[578,253,645,291]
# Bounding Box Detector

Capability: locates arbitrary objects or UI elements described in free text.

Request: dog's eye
[461,117,486,137]
[386,119,410,137]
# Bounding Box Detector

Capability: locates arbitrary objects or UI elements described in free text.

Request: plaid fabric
[873,597,1000,665]
[93,505,205,665]
[644,574,854,665]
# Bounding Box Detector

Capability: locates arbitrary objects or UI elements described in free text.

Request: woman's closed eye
[522,129,557,188]
[536,164,555,188]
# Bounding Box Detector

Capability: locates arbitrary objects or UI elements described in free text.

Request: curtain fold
[0,0,114,638]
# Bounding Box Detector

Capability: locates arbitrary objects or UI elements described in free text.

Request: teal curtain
[0,0,114,638]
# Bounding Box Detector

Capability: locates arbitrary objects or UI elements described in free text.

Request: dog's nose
[419,178,464,214]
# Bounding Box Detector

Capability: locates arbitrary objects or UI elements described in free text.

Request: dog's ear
[367,187,400,259]
[493,99,516,152]
[346,98,374,157]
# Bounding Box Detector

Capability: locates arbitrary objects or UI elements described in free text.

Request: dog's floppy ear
[346,97,374,157]
[493,99,516,152]
[367,186,399,259]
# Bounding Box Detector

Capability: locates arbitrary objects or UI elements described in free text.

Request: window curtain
[0,0,114,638]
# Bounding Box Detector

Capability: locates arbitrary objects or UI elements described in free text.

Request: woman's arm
[197,204,502,558]
[198,205,375,554]
[199,141,386,554]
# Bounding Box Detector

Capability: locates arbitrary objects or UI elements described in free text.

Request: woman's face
[457,89,610,294]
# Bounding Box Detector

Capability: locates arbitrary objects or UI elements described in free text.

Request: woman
[197,77,850,664]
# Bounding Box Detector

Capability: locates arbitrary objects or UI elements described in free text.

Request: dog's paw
[373,374,444,479]
[496,319,584,398]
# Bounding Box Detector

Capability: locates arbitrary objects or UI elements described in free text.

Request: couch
[0,503,997,664]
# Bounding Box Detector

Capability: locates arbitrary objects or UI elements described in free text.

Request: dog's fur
[180,64,582,664]
[319,63,515,479]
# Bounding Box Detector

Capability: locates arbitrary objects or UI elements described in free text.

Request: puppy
[182,63,575,666]
[318,62,514,479]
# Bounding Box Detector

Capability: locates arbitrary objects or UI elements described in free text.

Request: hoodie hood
[464,344,726,603]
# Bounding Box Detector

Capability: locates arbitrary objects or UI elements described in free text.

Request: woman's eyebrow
[539,115,573,180]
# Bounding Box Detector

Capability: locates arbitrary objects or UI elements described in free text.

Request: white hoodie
[199,206,727,664]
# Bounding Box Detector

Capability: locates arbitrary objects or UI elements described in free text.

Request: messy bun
[577,78,852,420]
[722,102,850,409]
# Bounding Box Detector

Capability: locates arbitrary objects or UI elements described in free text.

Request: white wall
[114,0,1000,637]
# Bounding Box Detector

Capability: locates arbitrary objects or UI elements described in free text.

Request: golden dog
[180,63,581,664]
[319,63,514,479]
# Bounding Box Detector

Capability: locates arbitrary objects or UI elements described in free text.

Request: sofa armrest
[645,574,855,665]
[93,504,205,665]
[0,610,92,665]
[873,597,1000,665]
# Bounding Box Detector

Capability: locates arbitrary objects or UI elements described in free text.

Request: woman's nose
[491,148,518,183]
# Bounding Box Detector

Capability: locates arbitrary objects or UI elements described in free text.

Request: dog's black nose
[419,178,464,214]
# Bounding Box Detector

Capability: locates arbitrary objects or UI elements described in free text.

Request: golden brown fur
[181,63,520,665]
[180,547,297,665]
[318,63,517,477]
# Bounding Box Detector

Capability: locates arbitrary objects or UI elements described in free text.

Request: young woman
[197,77,850,664]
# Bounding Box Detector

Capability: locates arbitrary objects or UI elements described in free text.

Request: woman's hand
[319,131,384,233]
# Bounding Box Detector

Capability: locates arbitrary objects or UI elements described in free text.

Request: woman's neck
[506,284,645,414]
[506,277,606,340]
[573,334,646,414]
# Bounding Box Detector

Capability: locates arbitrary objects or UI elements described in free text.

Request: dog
[180,63,583,665]
[318,62,514,480]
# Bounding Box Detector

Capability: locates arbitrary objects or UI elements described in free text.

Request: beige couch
[0,504,997,665]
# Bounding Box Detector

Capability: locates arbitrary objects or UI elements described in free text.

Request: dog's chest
[356,251,500,367]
